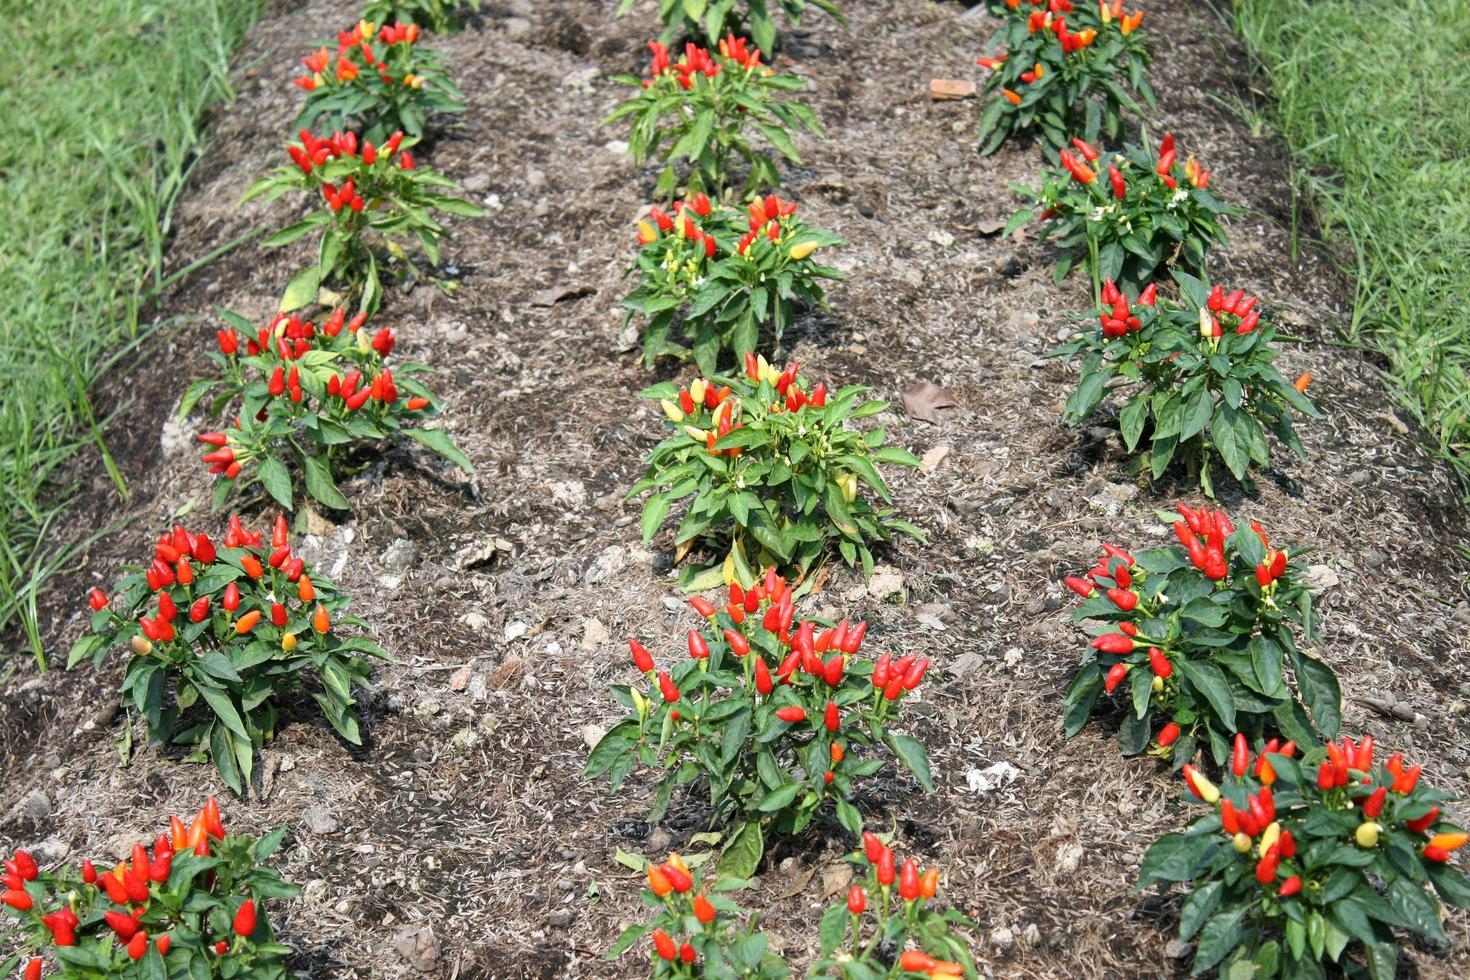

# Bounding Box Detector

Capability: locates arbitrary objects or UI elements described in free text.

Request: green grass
[1230,0,1470,472]
[0,0,266,665]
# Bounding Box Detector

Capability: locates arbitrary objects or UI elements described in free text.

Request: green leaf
[404,427,474,472]
[640,493,671,544]
[886,734,933,792]
[1176,657,1237,732]
[756,783,799,812]
[1192,907,1246,973]
[255,458,293,509]
[279,265,320,312]
[719,820,763,879]
[302,454,350,510]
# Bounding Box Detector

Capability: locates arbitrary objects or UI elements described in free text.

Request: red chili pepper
[1092,633,1135,654]
[1106,587,1137,612]
[1362,786,1387,818]
[1157,722,1180,747]
[127,931,149,960]
[1147,648,1172,679]
[899,858,920,900]
[899,951,938,973]
[689,597,716,618]
[629,639,654,672]
[1354,734,1374,771]
[1104,663,1129,693]
[753,656,773,695]
[687,630,709,660]
[1255,847,1279,884]
[824,701,840,732]
[775,706,807,723]
[1220,799,1240,834]
[848,885,866,914]
[1407,806,1440,834]
[693,893,716,924]
[657,672,679,703]
[2,889,33,911]
[1065,576,1095,597]
[1232,733,1250,778]
[106,910,140,939]
[875,847,895,886]
[23,959,40,980]
[1393,765,1422,794]
[1108,164,1125,200]
[233,899,256,937]
[652,929,677,961]
[1279,876,1302,897]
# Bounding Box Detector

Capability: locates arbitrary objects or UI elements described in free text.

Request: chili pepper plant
[1061,505,1341,767]
[244,129,483,313]
[1003,134,1233,294]
[606,851,788,978]
[360,0,480,33]
[608,37,821,201]
[617,0,843,57]
[585,571,935,877]
[1140,735,1470,978]
[976,0,1153,154]
[623,192,842,373]
[634,360,921,590]
[67,516,390,793]
[0,800,298,978]
[1049,272,1319,494]
[810,832,978,978]
[294,20,465,142]
[181,306,470,511]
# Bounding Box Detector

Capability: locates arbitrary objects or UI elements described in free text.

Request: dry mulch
[4,0,1470,977]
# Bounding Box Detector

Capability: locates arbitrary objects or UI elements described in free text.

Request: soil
[5,0,1470,977]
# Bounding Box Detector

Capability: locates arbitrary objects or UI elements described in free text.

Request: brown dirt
[5,0,1470,977]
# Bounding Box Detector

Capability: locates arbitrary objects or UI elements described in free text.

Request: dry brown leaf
[903,382,961,424]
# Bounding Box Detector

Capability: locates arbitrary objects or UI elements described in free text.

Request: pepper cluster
[807,833,976,977]
[976,0,1154,153]
[1009,134,1231,290]
[1145,734,1470,975]
[587,568,933,877]
[71,516,387,793]
[1,800,297,978]
[186,298,465,509]
[1048,269,1317,493]
[622,193,841,373]
[1062,506,1341,766]
[610,28,820,201]
[293,18,464,142]
[636,362,920,586]
[1096,276,1156,336]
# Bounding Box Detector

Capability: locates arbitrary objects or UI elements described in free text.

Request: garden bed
[3,0,1469,976]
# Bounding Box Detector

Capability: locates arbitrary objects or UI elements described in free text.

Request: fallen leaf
[920,445,951,473]
[929,78,977,100]
[531,284,595,307]
[903,382,961,424]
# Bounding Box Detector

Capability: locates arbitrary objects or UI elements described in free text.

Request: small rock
[467,674,488,701]
[19,789,51,821]
[393,925,439,973]
[548,909,574,928]
[504,621,530,642]
[1165,939,1193,960]
[990,926,1015,950]
[928,78,977,100]
[866,565,906,602]
[449,665,473,692]
[582,617,610,651]
[561,66,599,89]
[585,545,627,584]
[1053,842,1083,874]
[160,416,190,457]
[461,611,490,631]
[301,806,339,835]
[1302,565,1341,591]
[462,172,491,194]
[582,724,606,750]
[1022,924,1041,947]
[604,139,630,155]
[503,17,531,38]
